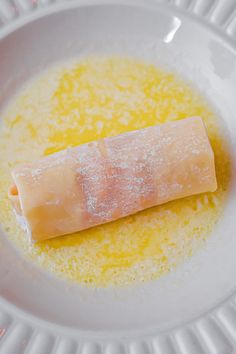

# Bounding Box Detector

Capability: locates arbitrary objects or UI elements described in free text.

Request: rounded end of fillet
[8,184,22,215]
[211,177,218,193]
[8,183,33,242]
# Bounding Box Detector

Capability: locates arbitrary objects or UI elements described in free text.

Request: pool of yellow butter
[0,57,230,287]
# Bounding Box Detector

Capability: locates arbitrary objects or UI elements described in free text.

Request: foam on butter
[0,57,231,287]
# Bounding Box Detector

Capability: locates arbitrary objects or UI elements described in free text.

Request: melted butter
[0,57,231,287]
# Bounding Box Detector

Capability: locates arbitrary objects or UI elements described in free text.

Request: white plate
[0,0,236,353]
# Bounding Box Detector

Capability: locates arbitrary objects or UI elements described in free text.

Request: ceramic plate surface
[0,0,236,353]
